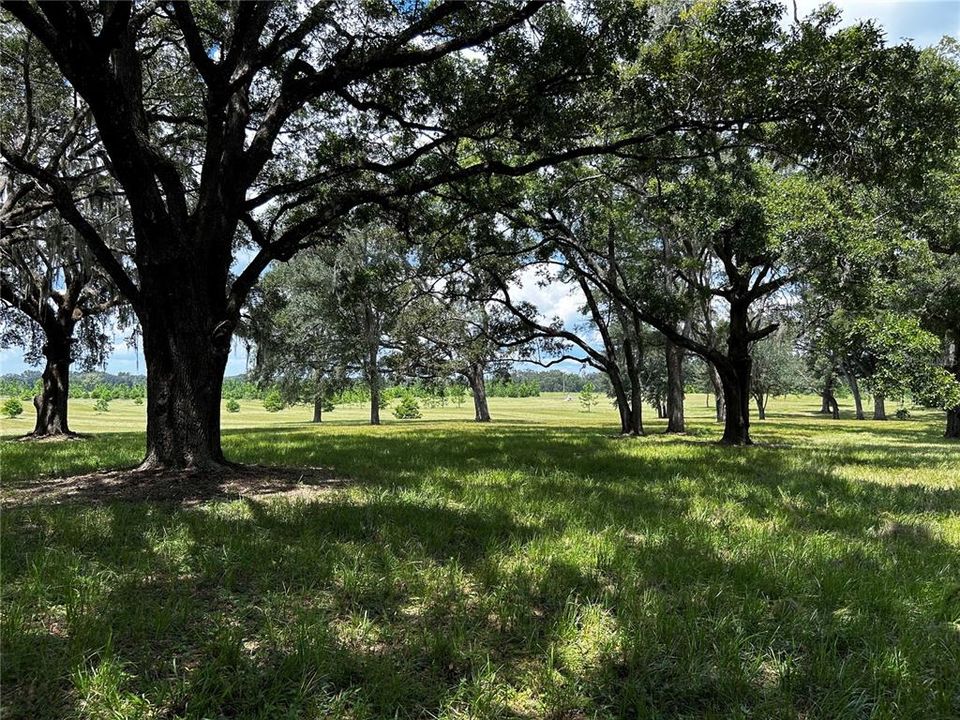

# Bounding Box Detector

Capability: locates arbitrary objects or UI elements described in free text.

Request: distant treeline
[2,370,618,403]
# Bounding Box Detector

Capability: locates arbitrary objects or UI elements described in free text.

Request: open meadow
[2,394,958,719]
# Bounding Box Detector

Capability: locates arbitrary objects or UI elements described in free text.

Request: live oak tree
[0,0,570,468]
[247,223,418,426]
[0,26,127,437]
[0,220,121,437]
[393,294,506,423]
[749,324,807,420]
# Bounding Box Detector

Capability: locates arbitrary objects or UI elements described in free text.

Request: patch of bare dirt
[1,465,345,507]
[12,432,90,443]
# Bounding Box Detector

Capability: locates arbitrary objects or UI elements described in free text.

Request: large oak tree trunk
[718,303,753,445]
[665,339,685,433]
[466,365,491,422]
[718,363,752,444]
[139,306,230,471]
[32,327,73,437]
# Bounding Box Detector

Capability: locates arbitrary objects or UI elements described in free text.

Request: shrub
[895,407,911,420]
[94,398,110,413]
[226,398,241,413]
[449,384,467,408]
[579,382,599,412]
[2,398,24,419]
[393,394,422,420]
[263,389,285,412]
[133,396,144,405]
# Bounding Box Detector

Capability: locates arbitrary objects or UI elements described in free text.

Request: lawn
[1,394,958,719]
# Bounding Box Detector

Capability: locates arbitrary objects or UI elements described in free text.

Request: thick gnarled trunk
[716,303,754,445]
[32,328,73,437]
[139,307,230,471]
[465,364,491,422]
[717,362,752,444]
[665,339,685,433]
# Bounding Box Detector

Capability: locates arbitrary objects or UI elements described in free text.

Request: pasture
[1,395,958,719]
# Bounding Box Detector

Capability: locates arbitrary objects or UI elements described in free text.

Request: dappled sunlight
[2,394,958,717]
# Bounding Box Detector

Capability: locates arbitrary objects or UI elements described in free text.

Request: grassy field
[1,394,958,719]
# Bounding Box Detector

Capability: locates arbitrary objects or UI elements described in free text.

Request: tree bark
[465,364,491,422]
[31,325,74,437]
[947,408,960,439]
[708,362,725,423]
[665,339,685,433]
[312,397,323,423]
[845,367,864,420]
[139,304,230,471]
[621,328,644,436]
[873,393,886,420]
[717,362,752,444]
[717,302,754,445]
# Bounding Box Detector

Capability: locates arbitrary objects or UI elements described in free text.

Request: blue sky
[2,0,957,377]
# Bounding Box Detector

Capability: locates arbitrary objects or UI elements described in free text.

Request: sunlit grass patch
[1,394,958,718]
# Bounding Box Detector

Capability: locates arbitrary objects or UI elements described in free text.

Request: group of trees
[1,1,958,468]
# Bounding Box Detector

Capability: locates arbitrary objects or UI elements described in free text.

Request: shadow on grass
[2,416,959,717]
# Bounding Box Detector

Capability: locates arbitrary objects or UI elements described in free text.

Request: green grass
[2,394,959,719]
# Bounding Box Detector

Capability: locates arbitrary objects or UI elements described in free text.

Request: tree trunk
[606,366,631,435]
[873,393,886,421]
[820,377,833,414]
[312,397,323,423]
[754,393,766,420]
[828,393,840,420]
[717,365,752,444]
[621,332,644,436]
[708,363,725,423]
[947,408,960,439]
[139,306,230,471]
[665,339,685,433]
[945,330,958,438]
[466,365,491,422]
[718,302,753,445]
[31,326,73,437]
[845,368,864,420]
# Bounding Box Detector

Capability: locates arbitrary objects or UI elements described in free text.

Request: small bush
[895,407,911,420]
[133,396,144,406]
[579,382,599,412]
[2,398,24,419]
[393,394,422,420]
[226,398,241,413]
[263,389,285,412]
[94,398,110,413]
